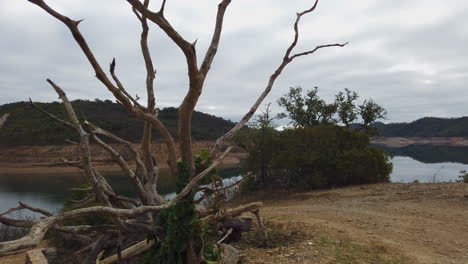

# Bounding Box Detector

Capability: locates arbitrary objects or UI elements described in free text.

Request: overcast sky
[1,0,467,123]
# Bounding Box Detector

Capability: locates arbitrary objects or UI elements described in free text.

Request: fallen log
[201,202,263,222]
[98,240,154,264]
[25,248,48,264]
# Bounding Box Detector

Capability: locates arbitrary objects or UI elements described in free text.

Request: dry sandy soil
[236,182,468,264]
[1,183,466,264]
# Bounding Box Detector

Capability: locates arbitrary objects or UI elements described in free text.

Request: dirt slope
[1,183,466,263]
[239,183,468,264]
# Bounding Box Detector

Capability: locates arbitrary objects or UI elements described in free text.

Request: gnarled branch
[210,0,348,158]
[199,0,232,78]
[29,0,179,177]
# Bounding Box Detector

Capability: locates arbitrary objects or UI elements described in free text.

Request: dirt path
[240,183,468,264]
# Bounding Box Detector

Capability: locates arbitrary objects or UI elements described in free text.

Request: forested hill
[0,100,235,146]
[375,116,468,137]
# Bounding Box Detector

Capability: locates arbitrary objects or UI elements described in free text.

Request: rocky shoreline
[0,141,247,174]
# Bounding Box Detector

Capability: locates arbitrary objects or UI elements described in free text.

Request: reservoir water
[377,145,468,183]
[0,167,242,216]
[1,145,468,215]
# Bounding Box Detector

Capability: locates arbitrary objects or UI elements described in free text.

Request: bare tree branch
[0,216,34,228]
[98,239,155,264]
[177,146,233,199]
[0,202,52,218]
[135,0,160,190]
[159,0,167,15]
[251,209,269,244]
[284,0,319,60]
[199,0,232,78]
[127,0,200,177]
[88,132,150,205]
[84,121,150,183]
[109,58,146,111]
[29,0,179,177]
[126,0,197,72]
[217,228,233,244]
[196,172,251,204]
[18,202,53,217]
[201,202,263,222]
[45,79,116,207]
[0,204,25,217]
[290,43,349,60]
[29,98,74,128]
[210,1,348,158]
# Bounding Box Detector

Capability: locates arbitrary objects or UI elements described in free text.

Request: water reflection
[389,156,468,183]
[2,145,467,215]
[0,167,242,215]
[374,145,468,183]
[376,145,468,164]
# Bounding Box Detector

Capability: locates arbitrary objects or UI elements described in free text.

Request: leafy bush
[239,125,392,190]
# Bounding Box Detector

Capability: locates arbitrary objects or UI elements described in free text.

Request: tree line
[278,86,386,132]
[236,87,392,190]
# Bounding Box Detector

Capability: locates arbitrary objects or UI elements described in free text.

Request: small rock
[220,243,240,264]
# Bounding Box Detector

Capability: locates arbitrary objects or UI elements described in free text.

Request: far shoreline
[370,136,468,148]
[0,141,247,175]
[2,137,468,174]
[0,154,246,175]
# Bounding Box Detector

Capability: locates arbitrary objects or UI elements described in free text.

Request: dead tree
[0,0,346,263]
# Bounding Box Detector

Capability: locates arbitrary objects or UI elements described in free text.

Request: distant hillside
[375,117,468,137]
[0,100,235,146]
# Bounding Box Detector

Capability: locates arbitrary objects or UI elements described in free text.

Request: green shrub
[239,125,392,190]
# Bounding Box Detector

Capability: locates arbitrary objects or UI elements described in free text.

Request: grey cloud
[1,0,467,124]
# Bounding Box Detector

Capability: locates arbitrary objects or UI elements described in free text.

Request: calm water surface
[378,145,468,183]
[0,167,242,215]
[1,145,468,215]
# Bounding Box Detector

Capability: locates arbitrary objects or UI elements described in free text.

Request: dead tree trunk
[0,0,346,262]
